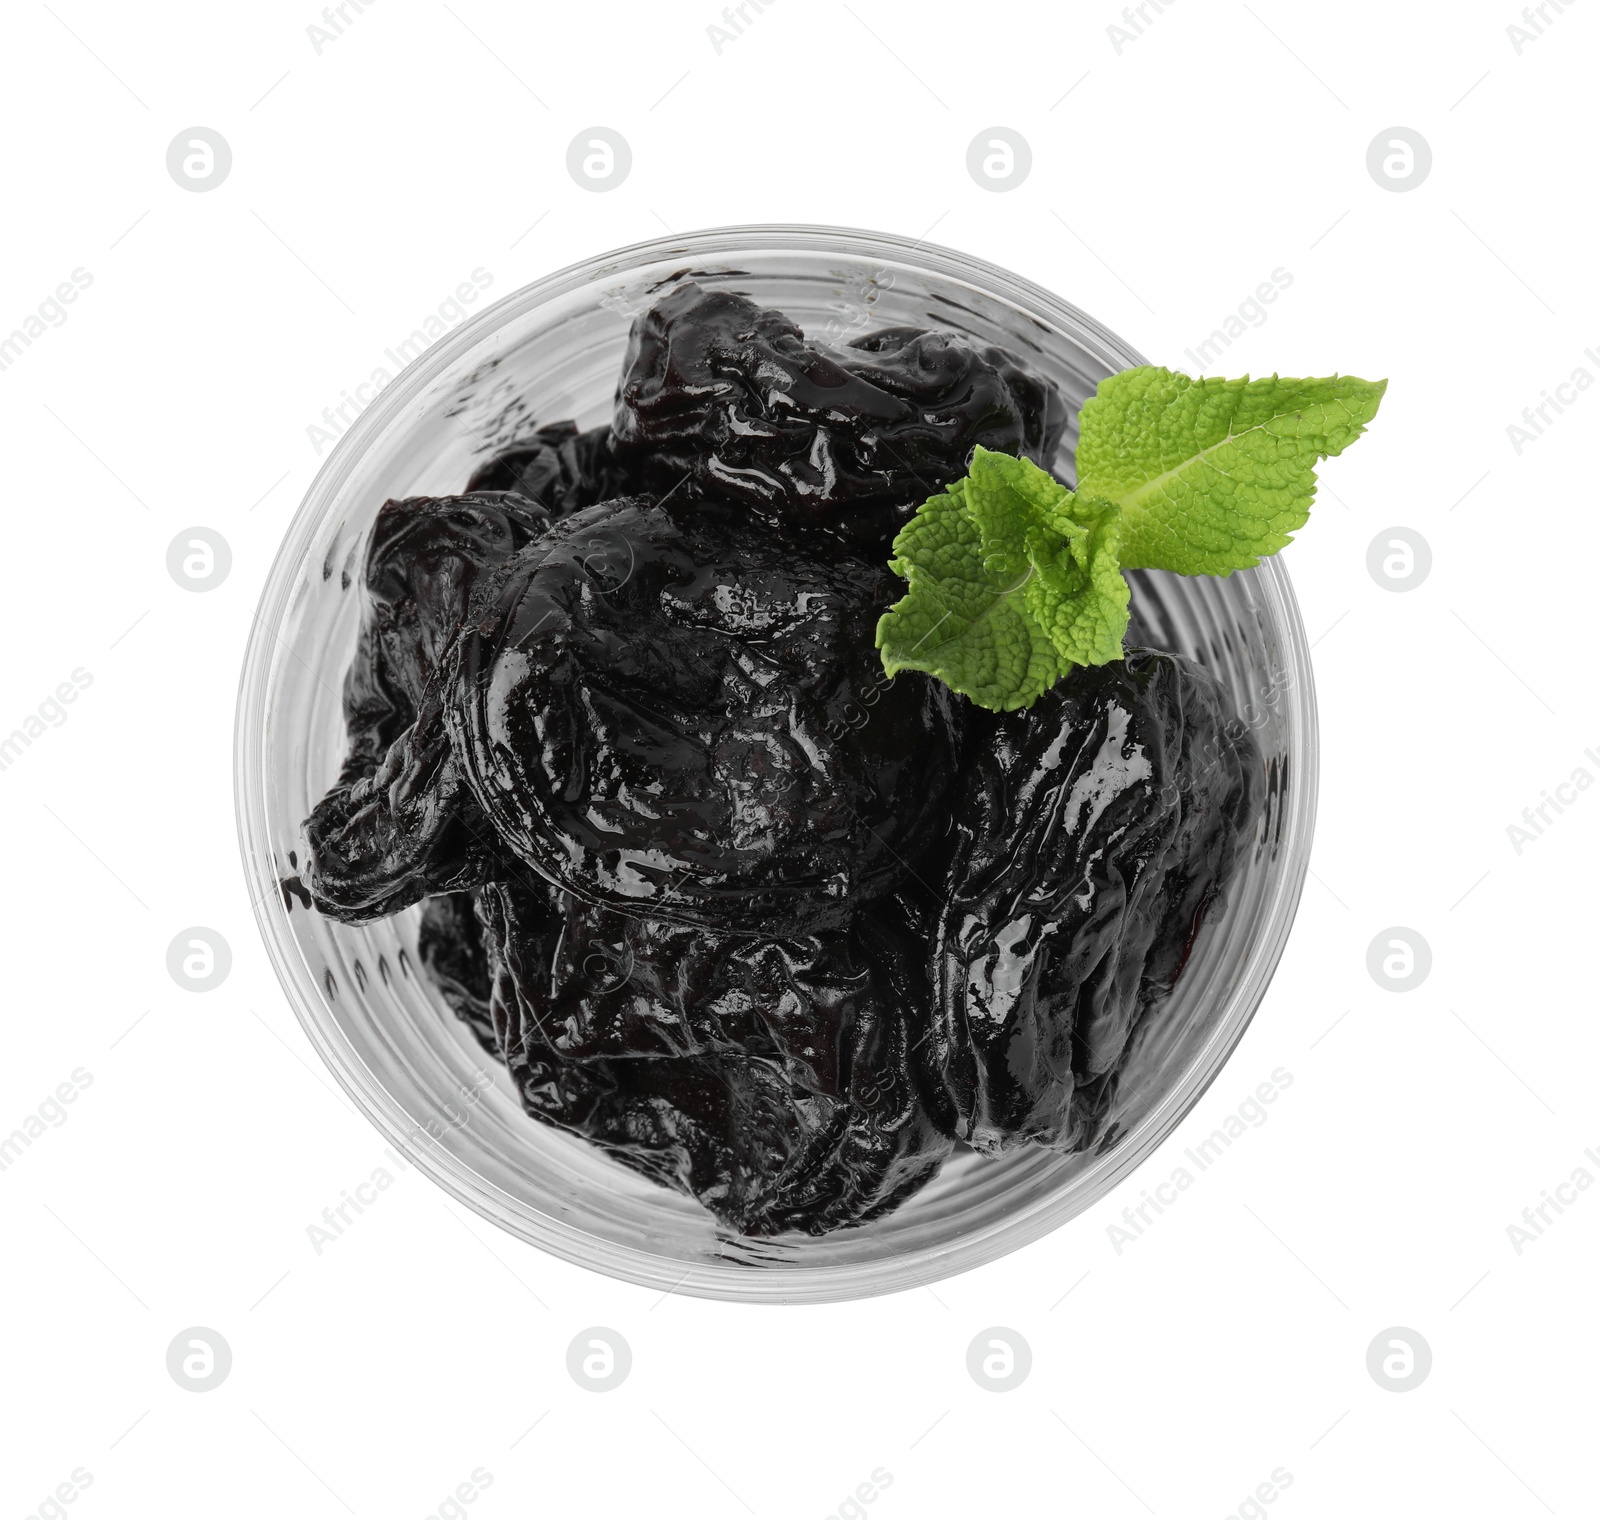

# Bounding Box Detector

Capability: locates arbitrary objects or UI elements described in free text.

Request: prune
[416,891,497,1055]
[464,419,636,516]
[342,490,553,747]
[501,888,890,1078]
[480,881,950,1235]
[304,680,498,921]
[305,491,550,921]
[611,282,1067,549]
[442,493,963,932]
[915,649,1262,1154]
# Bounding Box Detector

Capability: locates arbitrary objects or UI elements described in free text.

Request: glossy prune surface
[464,420,634,517]
[611,282,1068,549]
[301,679,495,922]
[442,493,963,932]
[302,492,549,922]
[480,881,950,1235]
[916,650,1262,1154]
[416,891,497,1055]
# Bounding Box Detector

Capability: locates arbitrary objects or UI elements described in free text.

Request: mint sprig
[877,366,1386,711]
[876,448,1127,711]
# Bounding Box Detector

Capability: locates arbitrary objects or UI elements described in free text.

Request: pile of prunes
[297,281,1263,1237]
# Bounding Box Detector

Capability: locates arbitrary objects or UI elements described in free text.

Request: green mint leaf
[876,446,1129,712]
[1075,367,1387,575]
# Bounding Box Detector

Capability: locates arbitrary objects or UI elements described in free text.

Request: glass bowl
[235,225,1316,1303]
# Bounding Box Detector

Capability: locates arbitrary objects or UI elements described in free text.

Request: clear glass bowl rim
[234,222,1318,1303]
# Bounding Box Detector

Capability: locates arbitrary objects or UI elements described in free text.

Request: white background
[2,0,1596,1515]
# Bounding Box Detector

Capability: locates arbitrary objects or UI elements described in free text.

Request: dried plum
[507,890,892,1079]
[443,493,963,932]
[916,649,1262,1154]
[304,680,498,921]
[464,419,635,516]
[341,490,552,748]
[416,891,497,1055]
[305,492,549,921]
[612,282,1067,548]
[480,881,950,1235]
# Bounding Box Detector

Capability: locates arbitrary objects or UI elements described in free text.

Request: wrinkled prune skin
[480,881,950,1235]
[340,490,553,766]
[611,282,1067,549]
[416,891,497,1055]
[304,493,552,922]
[503,889,894,1078]
[304,678,502,921]
[464,420,636,516]
[917,650,1263,1155]
[444,494,963,932]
